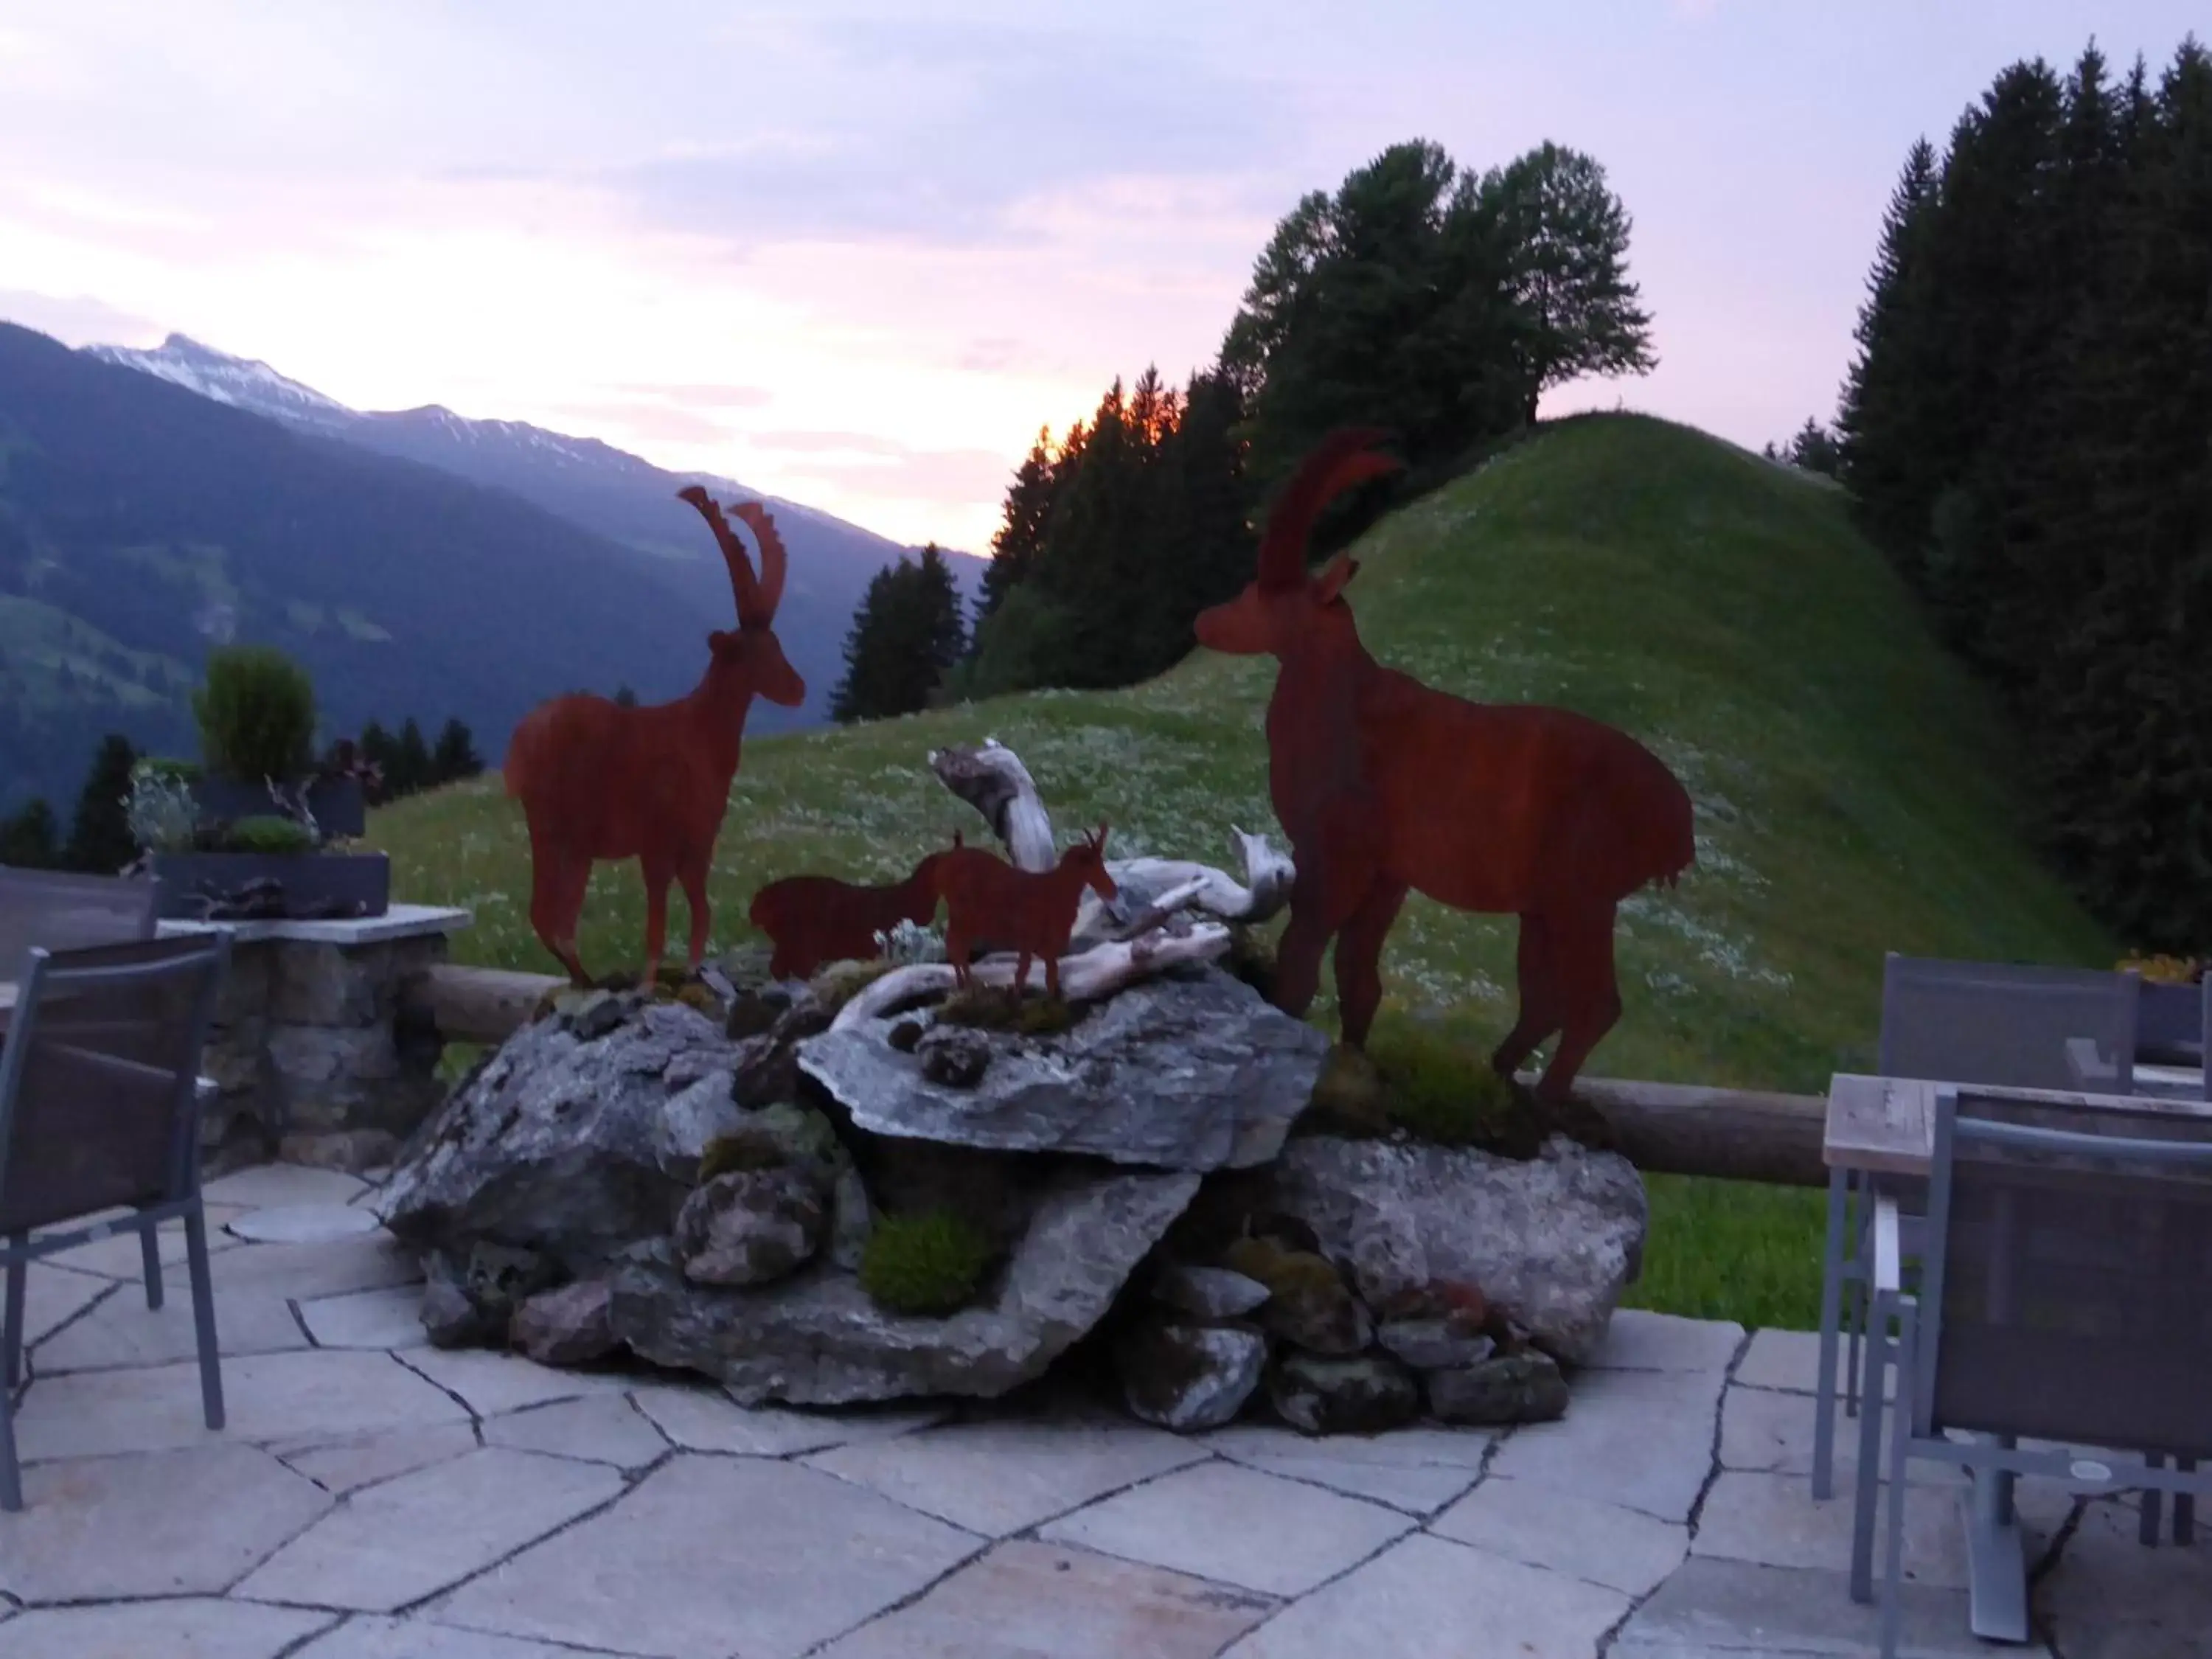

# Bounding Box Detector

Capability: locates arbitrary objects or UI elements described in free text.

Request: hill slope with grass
[372,414,2111,1326]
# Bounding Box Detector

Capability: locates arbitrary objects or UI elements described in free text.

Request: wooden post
[401,964,566,1046]
[1546,1075,1830,1188]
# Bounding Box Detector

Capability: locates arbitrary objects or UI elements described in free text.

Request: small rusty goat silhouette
[748,844,953,982]
[1193,428,1695,1102]
[937,827,1117,1001]
[504,488,804,985]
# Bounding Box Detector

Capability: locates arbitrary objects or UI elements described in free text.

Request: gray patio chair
[1812,956,2141,1500]
[0,933,231,1511]
[0,867,161,973]
[2136,978,2205,1071]
[1849,1085,2212,1658]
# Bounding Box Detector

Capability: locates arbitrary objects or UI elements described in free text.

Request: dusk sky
[2,2,2197,550]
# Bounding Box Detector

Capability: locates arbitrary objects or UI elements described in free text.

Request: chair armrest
[1874,1194,1903,1296]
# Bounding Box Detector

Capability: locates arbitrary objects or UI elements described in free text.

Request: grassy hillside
[372,414,2112,1326]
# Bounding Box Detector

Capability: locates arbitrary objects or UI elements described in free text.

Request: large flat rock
[629,1382,945,1456]
[612,1167,1202,1406]
[1484,1367,1725,1523]
[798,967,1328,1171]
[1610,1556,2035,1658]
[1430,1475,1688,1598]
[428,1455,981,1659]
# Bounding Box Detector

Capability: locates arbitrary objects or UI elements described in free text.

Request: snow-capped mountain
[76,333,984,727]
[83,333,355,430]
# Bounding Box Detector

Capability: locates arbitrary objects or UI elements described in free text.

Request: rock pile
[378,959,1647,1437]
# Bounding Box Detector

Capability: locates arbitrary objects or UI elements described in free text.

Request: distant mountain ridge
[0,321,987,815]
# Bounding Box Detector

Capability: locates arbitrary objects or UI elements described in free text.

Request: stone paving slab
[235,1446,626,1613]
[1197,1422,1493,1514]
[296,1285,429,1350]
[1610,1555,2054,1658]
[2033,1494,2212,1651]
[481,1394,669,1470]
[1038,1459,1416,1597]
[34,1287,310,1374]
[291,1615,629,1657]
[396,1346,630,1416]
[271,1421,483,1497]
[1694,1469,1972,1589]
[203,1164,369,1208]
[804,1413,1210,1537]
[40,1206,251,1279]
[206,1232,420,1301]
[1222,1531,1630,1658]
[1585,1308,1747,1374]
[0,1596,334,1658]
[1485,1365,1726,1522]
[812,1539,1277,1658]
[15,1265,111,1348]
[11,1349,469,1460]
[228,1203,381,1244]
[428,1454,984,1659]
[628,1380,944,1456]
[1430,1472,1689,1597]
[0,1444,332,1603]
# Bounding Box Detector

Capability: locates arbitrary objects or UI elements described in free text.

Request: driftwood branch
[927,740,1293,938]
[929,740,1057,872]
[830,922,1234,1032]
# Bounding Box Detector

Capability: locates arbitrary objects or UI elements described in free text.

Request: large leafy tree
[1475,142,1657,422]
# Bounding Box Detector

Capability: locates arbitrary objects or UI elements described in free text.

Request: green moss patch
[858,1208,993,1317]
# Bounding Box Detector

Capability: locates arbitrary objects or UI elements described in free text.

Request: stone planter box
[152,850,392,920]
[193,773,367,838]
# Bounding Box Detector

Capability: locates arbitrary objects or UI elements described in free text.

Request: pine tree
[431,717,483,785]
[392,717,431,798]
[65,732,139,873]
[0,799,60,869]
[828,549,968,723]
[1836,137,1941,563]
[980,430,1059,620]
[613,684,639,708]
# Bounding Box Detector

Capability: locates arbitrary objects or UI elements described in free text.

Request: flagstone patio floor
[2,1162,2203,1658]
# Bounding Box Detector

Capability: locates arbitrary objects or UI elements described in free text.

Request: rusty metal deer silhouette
[937,826,1118,1002]
[748,844,954,982]
[1193,428,1695,1101]
[504,487,804,985]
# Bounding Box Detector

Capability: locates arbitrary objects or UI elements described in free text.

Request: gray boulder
[1267,1352,1420,1436]
[377,1000,751,1275]
[510,1279,619,1368]
[797,967,1328,1172]
[1426,1351,1570,1426]
[1267,1135,1646,1365]
[673,1169,827,1287]
[1116,1318,1268,1432]
[1152,1264,1270,1322]
[610,1167,1201,1406]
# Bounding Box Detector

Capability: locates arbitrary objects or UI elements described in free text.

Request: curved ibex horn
[676,486,762,621]
[1255,428,1403,591]
[731,501,787,625]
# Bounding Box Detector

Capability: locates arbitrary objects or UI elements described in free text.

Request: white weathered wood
[928,740,1057,872]
[830,923,1234,1032]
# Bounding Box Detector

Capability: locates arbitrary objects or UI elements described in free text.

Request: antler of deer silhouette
[1192,428,1695,1102]
[504,487,804,986]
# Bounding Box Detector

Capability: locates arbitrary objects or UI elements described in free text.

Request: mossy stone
[858,1207,992,1317]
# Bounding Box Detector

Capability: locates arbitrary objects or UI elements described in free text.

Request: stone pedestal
[159,905,471,1175]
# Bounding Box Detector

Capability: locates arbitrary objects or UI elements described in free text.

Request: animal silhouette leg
[526,832,590,985]
[1492,912,1565,1081]
[1535,904,1623,1103]
[639,856,675,987]
[1332,880,1408,1048]
[678,863,712,970]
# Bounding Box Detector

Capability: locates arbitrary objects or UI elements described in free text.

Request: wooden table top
[1826,1071,2212,1178]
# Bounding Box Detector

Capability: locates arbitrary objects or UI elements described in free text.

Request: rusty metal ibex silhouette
[504,487,804,985]
[937,826,1118,1002]
[748,844,955,982]
[1194,428,1695,1101]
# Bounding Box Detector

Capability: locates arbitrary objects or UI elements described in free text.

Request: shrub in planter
[194,646,316,785]
[223,814,317,855]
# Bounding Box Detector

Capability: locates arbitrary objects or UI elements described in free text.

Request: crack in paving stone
[288,1300,320,1347]
[389,1349,490,1423]
[1593,1327,1753,1658]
